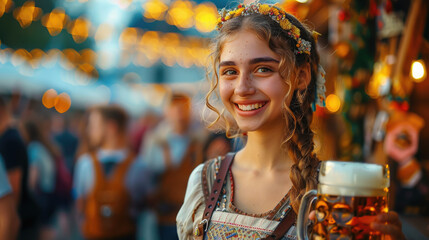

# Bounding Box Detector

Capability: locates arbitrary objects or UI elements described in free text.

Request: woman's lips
[233,101,268,116]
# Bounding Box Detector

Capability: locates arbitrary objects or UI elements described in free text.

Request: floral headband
[217,2,312,55]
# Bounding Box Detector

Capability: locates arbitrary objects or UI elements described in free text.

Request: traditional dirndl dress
[177,157,297,240]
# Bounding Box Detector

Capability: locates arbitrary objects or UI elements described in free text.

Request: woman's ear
[296,63,311,90]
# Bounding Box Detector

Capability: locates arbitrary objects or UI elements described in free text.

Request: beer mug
[297,161,390,240]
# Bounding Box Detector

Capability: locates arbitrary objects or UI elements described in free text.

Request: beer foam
[318,161,390,197]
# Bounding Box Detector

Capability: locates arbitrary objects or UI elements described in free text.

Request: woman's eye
[223,69,237,75]
[256,67,272,73]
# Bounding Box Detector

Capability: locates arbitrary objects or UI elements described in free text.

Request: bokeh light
[42,8,68,36]
[42,89,58,109]
[29,49,46,68]
[0,0,13,18]
[411,60,426,82]
[11,49,31,66]
[13,1,42,28]
[194,2,217,33]
[119,28,139,49]
[68,17,90,43]
[137,31,161,66]
[326,94,341,113]
[143,0,168,21]
[161,33,180,66]
[166,0,194,29]
[54,92,71,113]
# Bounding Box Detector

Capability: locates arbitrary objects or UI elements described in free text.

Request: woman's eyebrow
[249,57,280,64]
[219,61,235,67]
[219,57,279,67]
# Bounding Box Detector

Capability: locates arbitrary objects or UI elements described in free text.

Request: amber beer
[297,161,390,240]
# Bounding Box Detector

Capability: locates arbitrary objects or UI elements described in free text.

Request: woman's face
[219,30,291,133]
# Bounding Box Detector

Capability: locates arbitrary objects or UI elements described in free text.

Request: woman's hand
[370,211,406,240]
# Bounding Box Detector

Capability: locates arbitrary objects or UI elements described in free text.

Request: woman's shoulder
[176,155,226,239]
[185,156,223,198]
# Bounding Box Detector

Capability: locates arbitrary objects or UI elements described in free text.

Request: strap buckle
[200,219,209,231]
[194,219,208,238]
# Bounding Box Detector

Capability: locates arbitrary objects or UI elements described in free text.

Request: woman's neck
[236,126,291,172]
[101,134,127,151]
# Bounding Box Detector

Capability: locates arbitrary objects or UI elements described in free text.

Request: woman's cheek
[219,81,232,105]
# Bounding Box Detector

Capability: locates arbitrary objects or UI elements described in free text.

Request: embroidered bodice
[177,157,297,240]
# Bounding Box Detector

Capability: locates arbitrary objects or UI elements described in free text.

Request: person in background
[51,113,79,175]
[203,132,234,161]
[0,95,40,240]
[73,104,153,240]
[130,110,161,156]
[142,92,204,240]
[20,118,59,240]
[0,154,20,239]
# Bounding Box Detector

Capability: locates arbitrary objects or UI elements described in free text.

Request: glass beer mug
[297,161,390,240]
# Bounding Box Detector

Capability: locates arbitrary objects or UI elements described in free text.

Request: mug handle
[297,189,317,240]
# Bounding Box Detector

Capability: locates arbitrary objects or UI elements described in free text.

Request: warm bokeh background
[0,0,428,239]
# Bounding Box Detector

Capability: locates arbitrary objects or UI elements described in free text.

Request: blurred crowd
[0,90,239,240]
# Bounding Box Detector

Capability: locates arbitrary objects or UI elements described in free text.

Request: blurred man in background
[0,96,40,240]
[73,104,153,240]
[0,154,20,239]
[142,92,203,240]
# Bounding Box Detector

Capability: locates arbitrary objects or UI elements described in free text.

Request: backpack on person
[81,152,136,239]
[53,155,73,207]
[154,139,202,225]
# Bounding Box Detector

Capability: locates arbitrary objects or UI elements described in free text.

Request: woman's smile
[233,101,269,117]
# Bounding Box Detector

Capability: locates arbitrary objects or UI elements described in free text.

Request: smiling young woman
[176,2,406,240]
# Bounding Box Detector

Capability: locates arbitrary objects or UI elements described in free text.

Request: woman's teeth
[237,103,265,111]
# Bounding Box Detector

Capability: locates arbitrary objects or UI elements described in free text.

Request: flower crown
[217,2,312,55]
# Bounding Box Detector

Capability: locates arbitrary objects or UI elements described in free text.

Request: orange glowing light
[11,49,31,66]
[42,8,67,36]
[138,31,161,63]
[335,42,350,58]
[13,1,42,28]
[42,89,58,109]
[54,92,71,113]
[0,0,13,18]
[326,94,341,113]
[80,48,96,64]
[166,0,194,29]
[119,28,139,49]
[143,0,168,20]
[78,63,98,78]
[68,17,90,43]
[194,2,217,33]
[29,49,45,68]
[63,48,80,64]
[161,33,180,66]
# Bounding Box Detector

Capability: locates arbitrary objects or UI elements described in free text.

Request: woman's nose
[234,73,256,96]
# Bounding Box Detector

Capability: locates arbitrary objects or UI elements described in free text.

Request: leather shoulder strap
[160,141,173,169]
[194,152,234,239]
[89,151,105,187]
[111,152,135,183]
[201,159,211,203]
[263,210,297,240]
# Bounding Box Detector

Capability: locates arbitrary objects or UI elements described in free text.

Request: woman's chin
[237,124,260,133]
